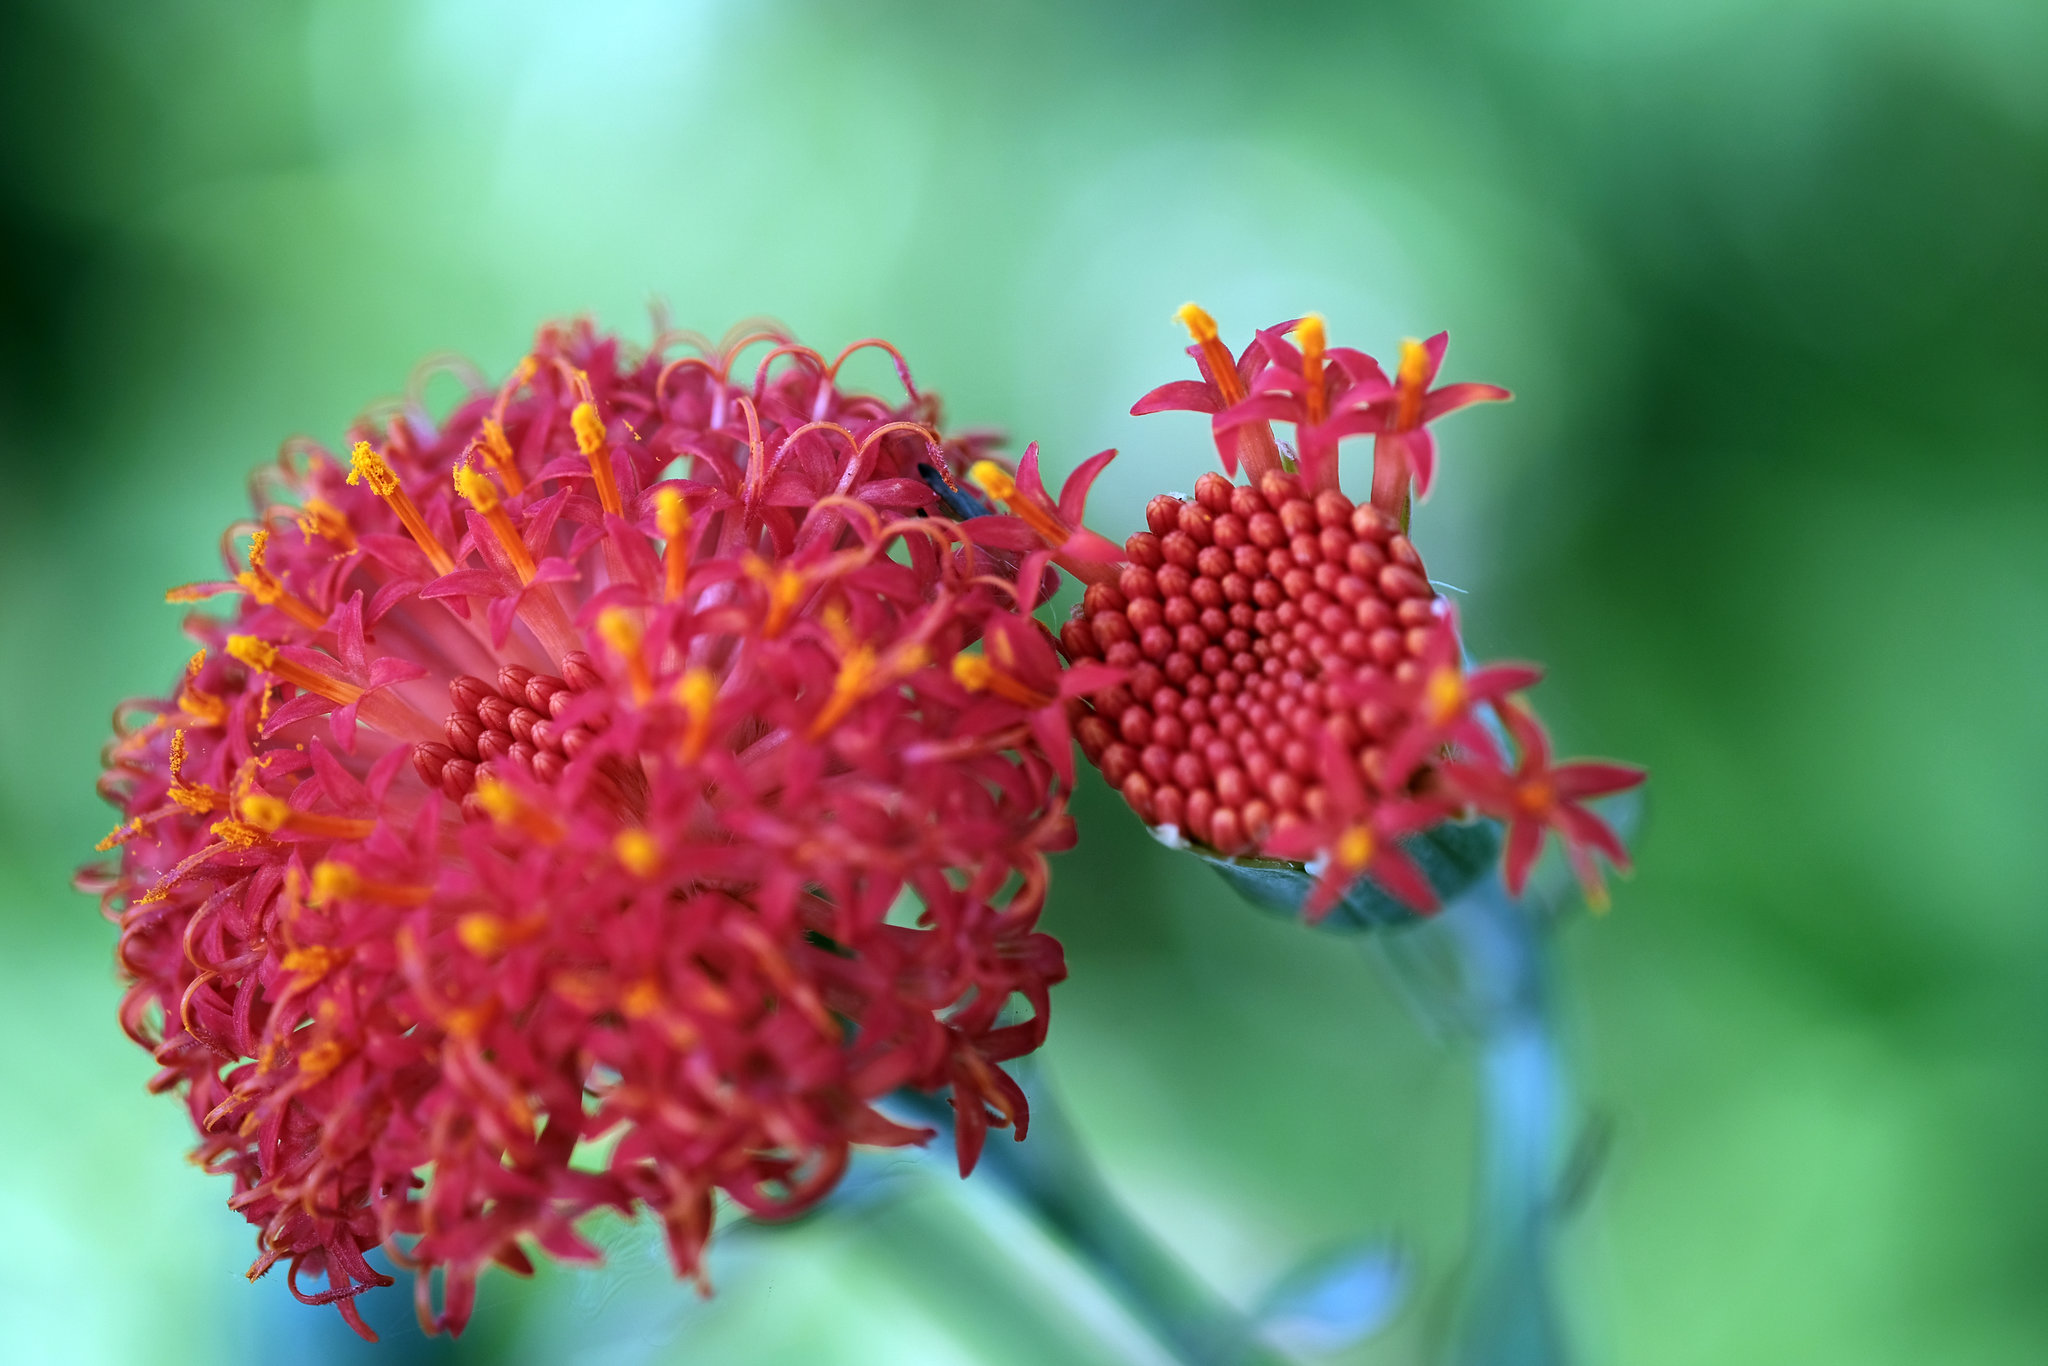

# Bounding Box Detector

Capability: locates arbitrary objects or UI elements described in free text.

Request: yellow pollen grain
[457,913,511,957]
[571,402,606,457]
[1336,826,1374,869]
[209,819,269,849]
[454,462,499,514]
[614,828,660,877]
[227,635,278,672]
[474,776,521,824]
[346,442,400,497]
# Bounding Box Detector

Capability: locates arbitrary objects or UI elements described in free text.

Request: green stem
[891,1080,1293,1366]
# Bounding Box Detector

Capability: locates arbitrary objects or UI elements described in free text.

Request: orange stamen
[348,442,456,575]
[745,557,806,636]
[1395,338,1429,431]
[951,651,1055,709]
[177,650,230,728]
[455,463,536,584]
[1335,825,1374,870]
[676,668,718,761]
[234,529,330,631]
[596,607,651,704]
[572,401,622,516]
[614,828,660,877]
[309,859,431,907]
[1299,313,1327,426]
[476,417,525,496]
[1177,303,1247,405]
[967,460,1071,547]
[655,487,691,602]
[472,776,564,843]
[295,497,356,550]
[226,635,363,706]
[240,793,377,841]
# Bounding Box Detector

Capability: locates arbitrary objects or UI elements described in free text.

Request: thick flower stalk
[79,320,1088,1339]
[1021,306,1644,918]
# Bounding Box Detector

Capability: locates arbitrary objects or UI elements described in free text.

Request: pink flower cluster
[80,320,1089,1338]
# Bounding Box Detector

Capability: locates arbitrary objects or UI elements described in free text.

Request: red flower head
[79,320,1088,1339]
[1043,305,1641,921]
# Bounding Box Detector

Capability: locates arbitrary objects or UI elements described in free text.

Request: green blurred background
[3,1,2044,1362]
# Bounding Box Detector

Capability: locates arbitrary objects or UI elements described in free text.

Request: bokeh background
[3,1,2045,1363]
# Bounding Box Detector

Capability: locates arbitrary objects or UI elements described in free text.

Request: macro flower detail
[80,320,1084,1339]
[1051,306,1642,920]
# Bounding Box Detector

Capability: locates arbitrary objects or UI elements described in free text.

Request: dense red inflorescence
[978,306,1645,917]
[80,319,1101,1338]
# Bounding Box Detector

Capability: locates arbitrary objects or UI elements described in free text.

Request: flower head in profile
[1042,305,1641,918]
[81,319,1088,1338]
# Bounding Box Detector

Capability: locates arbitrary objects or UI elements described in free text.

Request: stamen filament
[349,443,456,576]
[455,464,537,584]
[967,461,1071,547]
[596,607,652,704]
[655,488,691,602]
[241,793,378,841]
[572,402,622,516]
[676,668,718,760]
[310,860,431,907]
[226,636,364,706]
[295,498,356,551]
[1299,313,1327,426]
[951,651,1055,709]
[1395,338,1429,430]
[477,418,525,496]
[235,529,330,631]
[1177,303,1248,405]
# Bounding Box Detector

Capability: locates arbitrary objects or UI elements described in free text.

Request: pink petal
[1016,441,1052,507]
[1408,427,1440,498]
[1056,447,1118,525]
[1131,380,1220,416]
[1419,331,1449,385]
[1552,761,1648,800]
[1423,382,1512,420]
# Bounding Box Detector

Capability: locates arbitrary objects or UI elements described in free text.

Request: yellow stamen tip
[309,861,360,905]
[296,1040,346,1079]
[1398,338,1430,386]
[1335,826,1374,870]
[1176,302,1220,343]
[655,487,690,540]
[1298,313,1326,356]
[967,460,1017,503]
[226,635,278,672]
[676,668,717,716]
[454,462,499,513]
[473,776,520,825]
[596,606,640,660]
[614,829,660,877]
[240,793,291,832]
[621,978,662,1020]
[571,402,606,457]
[347,442,399,496]
[457,912,510,957]
[952,652,993,692]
